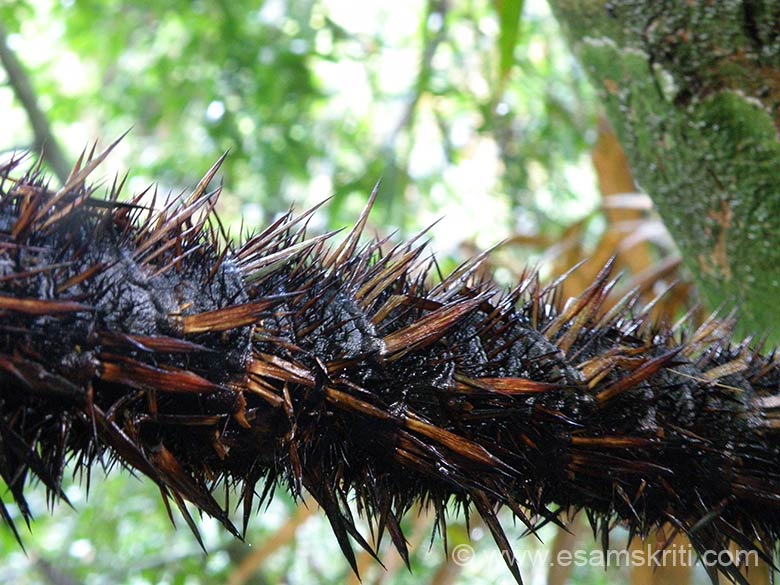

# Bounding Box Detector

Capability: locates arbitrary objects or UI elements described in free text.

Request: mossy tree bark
[548,0,780,342]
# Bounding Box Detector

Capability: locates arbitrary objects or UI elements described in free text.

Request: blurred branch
[33,556,79,585]
[384,0,449,148]
[0,23,70,184]
[227,499,316,585]
[546,523,579,585]
[381,0,450,229]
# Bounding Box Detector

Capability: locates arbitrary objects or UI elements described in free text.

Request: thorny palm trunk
[2,143,780,585]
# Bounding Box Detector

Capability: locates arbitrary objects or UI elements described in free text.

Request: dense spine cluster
[2,141,780,584]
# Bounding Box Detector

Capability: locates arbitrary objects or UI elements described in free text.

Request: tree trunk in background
[548,0,780,343]
[549,3,777,583]
[629,532,691,585]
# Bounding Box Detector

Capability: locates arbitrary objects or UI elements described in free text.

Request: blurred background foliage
[0,0,694,583]
[0,0,601,255]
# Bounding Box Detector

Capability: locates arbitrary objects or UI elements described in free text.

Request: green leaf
[497,0,525,83]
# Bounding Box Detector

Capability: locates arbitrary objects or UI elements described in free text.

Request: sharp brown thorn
[55,262,108,293]
[241,231,340,278]
[471,489,524,585]
[382,296,484,358]
[185,151,228,207]
[454,375,569,395]
[544,257,616,341]
[595,347,684,405]
[99,359,223,393]
[326,179,380,267]
[179,298,276,334]
[249,353,316,387]
[35,131,129,224]
[0,296,93,315]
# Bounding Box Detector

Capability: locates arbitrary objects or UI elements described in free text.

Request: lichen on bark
[548,0,780,341]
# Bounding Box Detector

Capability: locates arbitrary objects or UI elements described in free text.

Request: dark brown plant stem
[2,143,780,585]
